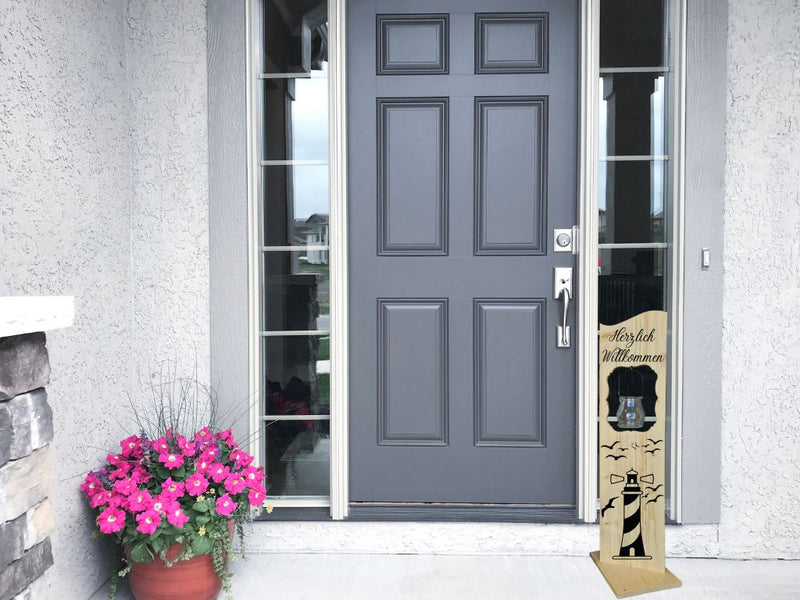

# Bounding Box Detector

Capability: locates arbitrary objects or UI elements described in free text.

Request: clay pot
[128,544,222,600]
[128,522,233,600]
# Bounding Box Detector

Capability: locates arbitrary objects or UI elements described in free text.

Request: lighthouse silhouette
[613,469,652,560]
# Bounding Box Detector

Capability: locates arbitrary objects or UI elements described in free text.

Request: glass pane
[600,74,666,157]
[600,0,665,68]
[263,165,329,247]
[263,69,329,162]
[265,419,330,496]
[263,336,330,416]
[598,248,666,325]
[599,160,666,244]
[263,251,329,332]
[264,0,328,75]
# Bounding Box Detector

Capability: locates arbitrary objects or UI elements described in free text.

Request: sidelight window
[256,0,331,505]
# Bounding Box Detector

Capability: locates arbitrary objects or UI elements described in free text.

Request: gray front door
[348,0,578,509]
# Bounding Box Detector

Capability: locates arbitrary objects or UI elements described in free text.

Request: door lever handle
[554,267,573,348]
[558,287,571,347]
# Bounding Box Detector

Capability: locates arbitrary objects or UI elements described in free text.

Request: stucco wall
[0,1,209,598]
[720,0,800,558]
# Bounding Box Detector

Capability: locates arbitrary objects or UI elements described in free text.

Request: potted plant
[81,372,269,600]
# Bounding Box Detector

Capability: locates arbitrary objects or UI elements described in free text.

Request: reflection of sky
[598,75,665,217]
[292,65,329,220]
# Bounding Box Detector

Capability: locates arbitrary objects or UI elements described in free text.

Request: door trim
[577,0,599,524]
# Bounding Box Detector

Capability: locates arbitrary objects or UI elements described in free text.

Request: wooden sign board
[591,310,681,597]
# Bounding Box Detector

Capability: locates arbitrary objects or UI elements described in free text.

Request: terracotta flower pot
[128,522,233,600]
[128,544,222,600]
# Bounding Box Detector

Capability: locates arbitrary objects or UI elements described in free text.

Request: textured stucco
[719,0,800,558]
[127,0,210,383]
[0,1,209,598]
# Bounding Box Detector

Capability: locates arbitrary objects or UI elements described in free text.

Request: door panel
[348,0,578,507]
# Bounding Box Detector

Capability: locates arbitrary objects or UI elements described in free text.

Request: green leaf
[150,537,166,555]
[173,466,186,479]
[193,501,209,513]
[196,515,210,525]
[130,543,154,563]
[192,535,213,556]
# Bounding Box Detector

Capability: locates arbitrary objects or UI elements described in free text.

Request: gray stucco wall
[720,0,800,557]
[0,1,209,597]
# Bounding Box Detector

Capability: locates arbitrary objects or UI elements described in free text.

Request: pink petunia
[108,462,132,481]
[152,437,170,454]
[135,509,161,535]
[241,466,264,488]
[150,494,171,514]
[195,459,211,474]
[112,477,137,496]
[120,435,143,458]
[199,446,219,463]
[166,505,189,528]
[224,473,247,495]
[97,506,126,534]
[130,466,151,485]
[90,490,113,508]
[161,477,185,499]
[157,451,184,470]
[195,426,212,442]
[215,494,238,517]
[178,435,196,456]
[81,473,103,498]
[208,463,230,484]
[230,449,254,469]
[217,429,233,443]
[126,490,153,513]
[247,486,266,507]
[185,472,209,497]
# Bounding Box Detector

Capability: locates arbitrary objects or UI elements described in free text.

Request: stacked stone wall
[0,334,55,600]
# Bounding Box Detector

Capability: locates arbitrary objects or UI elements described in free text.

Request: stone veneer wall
[0,334,56,600]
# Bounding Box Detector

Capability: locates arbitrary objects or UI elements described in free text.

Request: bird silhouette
[600,496,618,517]
[645,448,661,455]
[646,438,663,446]
[646,494,664,504]
[646,484,664,493]
[600,441,621,450]
[606,454,625,461]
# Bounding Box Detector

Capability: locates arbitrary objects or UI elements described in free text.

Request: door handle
[554,267,573,348]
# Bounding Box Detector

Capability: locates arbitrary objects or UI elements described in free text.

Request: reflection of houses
[293,213,329,264]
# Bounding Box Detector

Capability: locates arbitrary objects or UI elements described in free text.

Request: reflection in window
[260,0,330,501]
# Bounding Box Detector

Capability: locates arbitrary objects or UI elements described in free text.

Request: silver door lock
[553,227,578,253]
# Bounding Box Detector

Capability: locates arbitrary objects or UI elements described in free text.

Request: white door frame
[245,0,687,523]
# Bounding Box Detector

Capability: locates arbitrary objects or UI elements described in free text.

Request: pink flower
[185,473,209,497]
[166,505,189,528]
[199,446,219,462]
[241,466,264,488]
[161,478,185,499]
[178,435,196,456]
[224,473,246,495]
[215,494,237,517]
[247,486,266,507]
[120,435,143,458]
[217,429,233,443]
[126,490,153,513]
[208,463,230,484]
[195,459,211,474]
[135,509,161,535]
[97,507,126,534]
[195,427,212,442]
[157,451,184,470]
[90,490,113,508]
[150,494,170,514]
[130,466,151,485]
[152,437,170,454]
[81,473,103,498]
[230,449,254,469]
[108,462,132,481]
[112,477,137,496]
[107,493,125,509]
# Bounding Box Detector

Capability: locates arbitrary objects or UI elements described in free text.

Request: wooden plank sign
[591,310,681,597]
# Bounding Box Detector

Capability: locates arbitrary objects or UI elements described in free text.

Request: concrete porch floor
[89,553,800,600]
